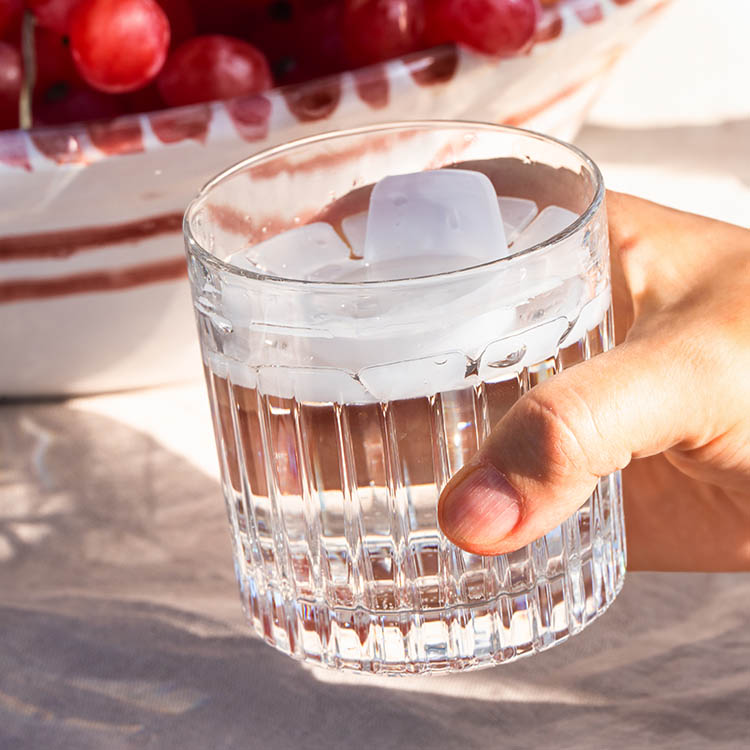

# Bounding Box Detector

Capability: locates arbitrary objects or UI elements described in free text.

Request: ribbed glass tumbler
[184,122,626,674]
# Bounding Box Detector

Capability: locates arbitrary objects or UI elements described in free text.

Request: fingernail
[439,462,521,550]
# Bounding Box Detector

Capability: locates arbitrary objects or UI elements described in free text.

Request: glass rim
[183,119,605,288]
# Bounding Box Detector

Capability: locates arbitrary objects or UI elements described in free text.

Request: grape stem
[19,10,36,130]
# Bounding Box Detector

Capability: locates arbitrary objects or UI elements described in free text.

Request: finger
[437,335,696,556]
[606,191,749,317]
[604,192,635,344]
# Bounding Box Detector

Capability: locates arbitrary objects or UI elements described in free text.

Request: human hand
[438,192,750,571]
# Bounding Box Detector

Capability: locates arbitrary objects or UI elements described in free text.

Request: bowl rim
[183,119,605,288]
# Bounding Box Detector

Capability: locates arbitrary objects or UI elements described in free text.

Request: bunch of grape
[0,0,550,131]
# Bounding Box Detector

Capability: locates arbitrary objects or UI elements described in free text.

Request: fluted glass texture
[185,123,626,673]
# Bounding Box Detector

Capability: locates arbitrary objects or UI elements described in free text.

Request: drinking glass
[183,121,626,674]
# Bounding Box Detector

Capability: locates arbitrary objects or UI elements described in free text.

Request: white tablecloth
[2,1,749,746]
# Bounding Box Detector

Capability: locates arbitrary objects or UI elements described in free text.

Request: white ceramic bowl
[0,0,665,396]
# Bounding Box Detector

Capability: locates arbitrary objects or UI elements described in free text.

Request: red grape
[156,34,271,107]
[239,1,293,75]
[33,83,124,124]
[288,0,346,82]
[69,0,170,93]
[0,40,21,129]
[27,0,81,34]
[124,80,165,112]
[189,0,261,37]
[34,27,81,93]
[426,0,540,55]
[156,0,195,47]
[342,0,425,68]
[251,0,345,85]
[0,0,22,38]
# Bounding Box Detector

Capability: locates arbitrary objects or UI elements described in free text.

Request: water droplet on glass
[487,346,526,368]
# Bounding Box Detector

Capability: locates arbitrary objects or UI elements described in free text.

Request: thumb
[437,335,691,556]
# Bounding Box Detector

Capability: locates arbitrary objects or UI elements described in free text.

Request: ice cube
[516,316,570,365]
[511,206,579,253]
[559,287,611,348]
[479,317,569,380]
[364,169,507,270]
[324,254,486,282]
[358,352,468,402]
[205,350,229,380]
[341,211,368,258]
[439,305,517,360]
[514,273,588,334]
[498,196,538,246]
[204,350,260,390]
[305,258,362,282]
[227,360,259,390]
[220,278,256,328]
[258,366,373,404]
[227,222,350,280]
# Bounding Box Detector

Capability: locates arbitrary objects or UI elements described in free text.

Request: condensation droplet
[487,346,526,369]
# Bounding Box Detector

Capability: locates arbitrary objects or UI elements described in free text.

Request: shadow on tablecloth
[2,401,749,750]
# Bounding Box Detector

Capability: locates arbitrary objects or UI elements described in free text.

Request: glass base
[233,479,626,675]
